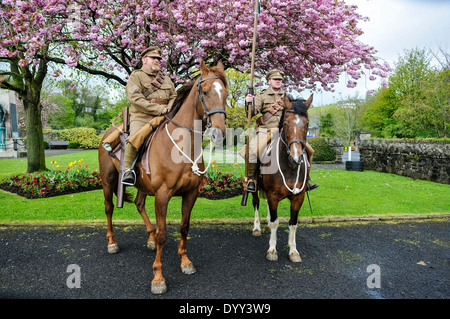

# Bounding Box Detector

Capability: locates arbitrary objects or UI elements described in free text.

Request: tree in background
[1,0,390,171]
[362,48,447,138]
[225,69,249,129]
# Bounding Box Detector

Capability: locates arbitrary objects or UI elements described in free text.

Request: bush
[308,137,336,162]
[68,141,81,149]
[47,127,102,149]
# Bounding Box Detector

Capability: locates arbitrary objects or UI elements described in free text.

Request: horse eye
[203,91,208,96]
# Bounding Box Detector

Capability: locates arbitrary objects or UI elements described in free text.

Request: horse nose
[210,127,223,145]
[290,144,304,165]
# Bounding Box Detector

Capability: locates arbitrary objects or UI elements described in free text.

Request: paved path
[0,219,448,302]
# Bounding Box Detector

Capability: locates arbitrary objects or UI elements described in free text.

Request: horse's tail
[259,188,268,200]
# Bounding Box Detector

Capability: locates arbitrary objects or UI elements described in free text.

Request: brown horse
[251,95,313,262]
[98,60,228,294]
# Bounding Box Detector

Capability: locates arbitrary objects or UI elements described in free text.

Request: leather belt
[149,99,169,104]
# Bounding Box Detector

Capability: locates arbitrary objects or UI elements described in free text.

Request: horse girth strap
[196,75,227,120]
[142,70,165,98]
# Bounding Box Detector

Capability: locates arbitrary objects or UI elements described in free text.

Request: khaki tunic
[240,87,286,163]
[254,87,286,129]
[125,67,177,124]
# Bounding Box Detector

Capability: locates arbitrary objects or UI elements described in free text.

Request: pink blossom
[65,58,77,67]
[0,0,390,92]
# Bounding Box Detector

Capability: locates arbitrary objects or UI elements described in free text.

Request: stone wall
[324,138,344,163]
[359,138,450,184]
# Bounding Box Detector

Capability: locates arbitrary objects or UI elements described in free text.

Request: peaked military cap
[140,46,162,59]
[266,69,285,81]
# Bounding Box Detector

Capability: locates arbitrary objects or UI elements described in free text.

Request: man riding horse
[240,69,319,192]
[119,46,177,186]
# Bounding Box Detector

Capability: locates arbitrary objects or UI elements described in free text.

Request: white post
[348,146,352,161]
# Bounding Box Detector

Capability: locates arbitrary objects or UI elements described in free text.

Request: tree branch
[41,54,127,86]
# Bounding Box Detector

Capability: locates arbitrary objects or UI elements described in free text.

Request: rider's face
[269,78,283,90]
[143,56,161,72]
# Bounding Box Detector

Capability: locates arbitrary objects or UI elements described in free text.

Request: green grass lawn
[0,150,449,224]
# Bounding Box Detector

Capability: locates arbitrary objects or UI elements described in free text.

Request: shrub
[308,137,336,162]
[58,127,102,149]
[68,141,81,149]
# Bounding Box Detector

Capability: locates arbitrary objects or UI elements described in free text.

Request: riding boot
[245,162,258,193]
[122,143,138,186]
[305,142,318,191]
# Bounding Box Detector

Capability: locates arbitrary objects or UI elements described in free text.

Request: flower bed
[0,160,244,200]
[199,166,244,200]
[0,159,102,199]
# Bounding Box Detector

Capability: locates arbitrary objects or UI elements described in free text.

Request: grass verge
[0,150,449,224]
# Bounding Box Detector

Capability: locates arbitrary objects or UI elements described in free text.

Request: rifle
[241,0,259,206]
[116,106,129,208]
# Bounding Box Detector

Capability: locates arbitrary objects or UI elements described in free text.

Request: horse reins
[164,75,227,176]
[275,115,309,195]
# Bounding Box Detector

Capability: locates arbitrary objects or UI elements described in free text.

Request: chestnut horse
[251,95,313,262]
[98,60,228,294]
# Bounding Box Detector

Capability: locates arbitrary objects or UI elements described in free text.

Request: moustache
[151,61,160,72]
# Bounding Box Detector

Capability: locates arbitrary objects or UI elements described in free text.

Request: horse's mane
[278,98,309,131]
[166,81,194,118]
[167,66,228,119]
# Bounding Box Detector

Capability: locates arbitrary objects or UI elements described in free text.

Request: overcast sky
[307,0,450,106]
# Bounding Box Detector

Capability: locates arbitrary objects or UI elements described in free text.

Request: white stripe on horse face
[213,82,223,100]
[293,144,299,160]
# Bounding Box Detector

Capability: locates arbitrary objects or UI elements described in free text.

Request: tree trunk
[23,96,46,172]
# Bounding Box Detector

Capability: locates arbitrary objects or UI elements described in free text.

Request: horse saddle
[109,126,159,175]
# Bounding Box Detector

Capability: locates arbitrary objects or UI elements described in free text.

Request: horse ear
[216,60,225,71]
[200,59,209,76]
[305,94,313,109]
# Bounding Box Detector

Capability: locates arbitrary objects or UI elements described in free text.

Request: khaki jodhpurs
[124,120,146,170]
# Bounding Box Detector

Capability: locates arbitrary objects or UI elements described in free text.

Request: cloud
[310,0,450,105]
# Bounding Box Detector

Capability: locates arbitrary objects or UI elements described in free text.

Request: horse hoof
[266,250,278,261]
[147,240,156,251]
[289,251,302,263]
[181,263,196,275]
[107,243,119,254]
[151,281,167,295]
[252,229,262,237]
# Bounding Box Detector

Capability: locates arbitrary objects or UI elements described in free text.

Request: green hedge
[43,127,102,149]
[308,137,336,162]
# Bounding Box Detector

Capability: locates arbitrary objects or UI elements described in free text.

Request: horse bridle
[195,75,227,123]
[280,110,307,161]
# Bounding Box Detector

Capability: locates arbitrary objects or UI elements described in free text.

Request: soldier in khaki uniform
[121,46,177,185]
[241,69,318,192]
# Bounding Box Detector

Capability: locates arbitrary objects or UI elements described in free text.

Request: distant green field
[0,150,449,224]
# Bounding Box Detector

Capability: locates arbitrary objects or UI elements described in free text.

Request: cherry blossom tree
[1,0,390,172]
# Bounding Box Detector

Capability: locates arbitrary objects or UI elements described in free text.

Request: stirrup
[246,179,257,193]
[307,181,319,191]
[121,169,136,186]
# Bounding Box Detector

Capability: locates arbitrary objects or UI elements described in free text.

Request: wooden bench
[49,141,69,149]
